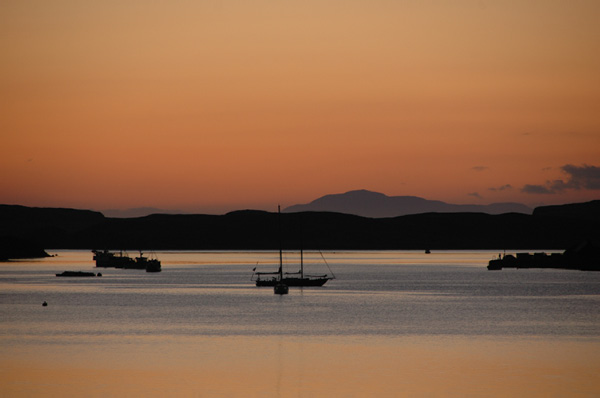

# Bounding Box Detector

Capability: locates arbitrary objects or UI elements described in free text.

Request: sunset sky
[1,0,599,214]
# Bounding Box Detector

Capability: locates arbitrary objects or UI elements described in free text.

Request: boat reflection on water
[3,250,600,398]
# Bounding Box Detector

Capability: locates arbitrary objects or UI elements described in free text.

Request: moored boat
[135,252,162,272]
[252,208,334,288]
[254,251,333,287]
[93,249,135,268]
[486,242,600,271]
[56,271,98,277]
[92,249,161,272]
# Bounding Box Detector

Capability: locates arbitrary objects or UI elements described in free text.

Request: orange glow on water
[2,337,599,397]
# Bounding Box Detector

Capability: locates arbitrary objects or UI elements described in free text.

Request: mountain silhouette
[283,189,533,217]
[101,207,184,218]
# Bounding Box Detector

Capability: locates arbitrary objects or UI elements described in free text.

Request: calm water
[1,250,599,397]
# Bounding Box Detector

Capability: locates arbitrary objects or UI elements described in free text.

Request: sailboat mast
[300,247,304,279]
[300,222,304,279]
[273,205,289,295]
[278,205,283,281]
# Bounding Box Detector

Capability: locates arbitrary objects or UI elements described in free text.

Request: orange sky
[1,0,599,213]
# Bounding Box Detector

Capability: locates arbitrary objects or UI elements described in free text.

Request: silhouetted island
[0,200,598,252]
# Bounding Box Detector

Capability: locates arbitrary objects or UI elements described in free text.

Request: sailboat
[254,249,333,287]
[253,207,335,288]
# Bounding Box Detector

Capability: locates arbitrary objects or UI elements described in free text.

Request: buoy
[42,301,48,307]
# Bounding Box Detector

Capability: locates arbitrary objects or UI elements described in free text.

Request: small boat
[274,281,289,295]
[56,271,98,277]
[135,252,162,273]
[487,258,503,270]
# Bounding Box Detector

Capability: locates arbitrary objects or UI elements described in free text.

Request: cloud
[468,192,482,199]
[521,164,600,194]
[471,166,489,172]
[561,164,600,190]
[521,184,554,194]
[488,184,512,192]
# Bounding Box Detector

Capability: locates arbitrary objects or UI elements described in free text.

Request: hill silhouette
[100,207,184,218]
[0,201,598,253]
[284,189,532,217]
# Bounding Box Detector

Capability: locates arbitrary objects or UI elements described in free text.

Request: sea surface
[1,250,599,397]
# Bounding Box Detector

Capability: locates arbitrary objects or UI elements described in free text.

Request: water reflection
[1,251,599,397]
[2,336,599,397]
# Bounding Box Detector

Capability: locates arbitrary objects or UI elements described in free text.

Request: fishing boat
[93,249,135,268]
[135,252,162,273]
[92,249,161,272]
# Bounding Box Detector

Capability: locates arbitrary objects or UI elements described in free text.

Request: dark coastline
[1,201,598,254]
[0,235,50,261]
[1,201,599,251]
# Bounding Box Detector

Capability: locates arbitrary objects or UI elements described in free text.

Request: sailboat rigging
[253,249,334,287]
[273,205,289,295]
[252,208,335,288]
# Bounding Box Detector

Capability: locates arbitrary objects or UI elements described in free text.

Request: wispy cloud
[488,184,512,192]
[521,164,600,195]
[471,166,489,172]
[521,184,554,194]
[468,192,482,199]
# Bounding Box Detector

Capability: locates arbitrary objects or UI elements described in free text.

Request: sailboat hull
[256,277,331,287]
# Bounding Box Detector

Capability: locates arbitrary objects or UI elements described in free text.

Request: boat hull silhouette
[56,271,98,277]
[256,276,331,287]
[92,250,161,272]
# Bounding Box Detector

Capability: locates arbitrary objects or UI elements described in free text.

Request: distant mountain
[100,207,185,218]
[283,189,533,217]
